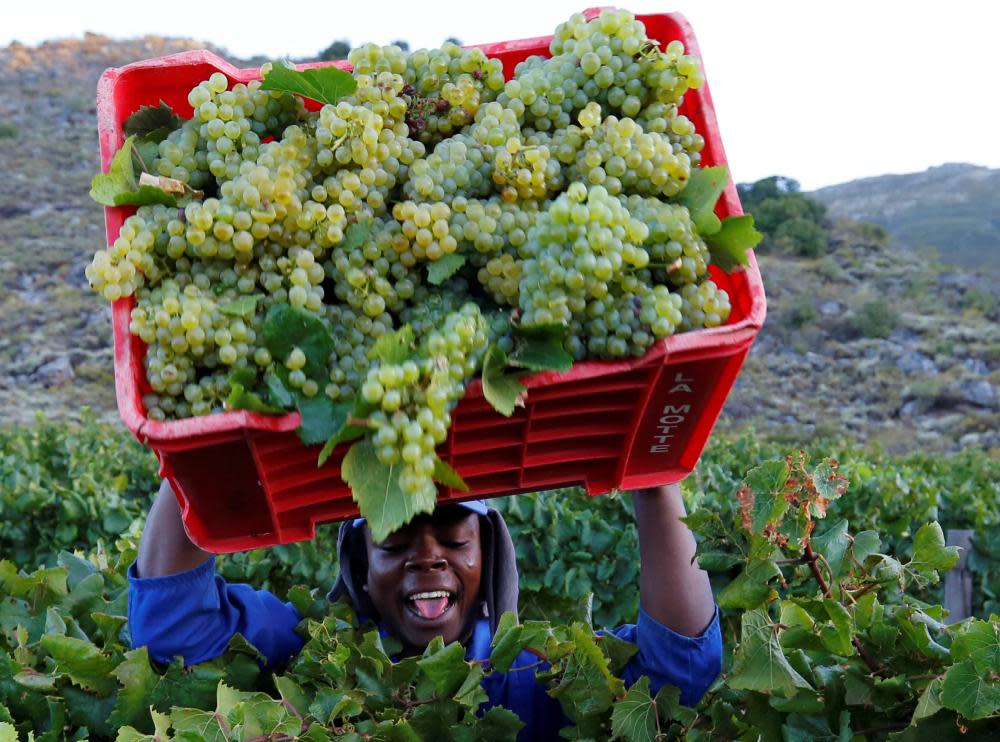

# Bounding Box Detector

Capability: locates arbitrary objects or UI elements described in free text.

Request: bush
[849,299,899,339]
[737,176,830,257]
[0,120,17,139]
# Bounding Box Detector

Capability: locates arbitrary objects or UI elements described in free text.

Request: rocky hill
[811,163,1000,276]
[0,36,996,456]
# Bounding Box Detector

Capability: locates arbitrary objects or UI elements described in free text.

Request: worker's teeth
[410,591,450,600]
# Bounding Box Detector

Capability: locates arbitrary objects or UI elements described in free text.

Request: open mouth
[406,590,457,621]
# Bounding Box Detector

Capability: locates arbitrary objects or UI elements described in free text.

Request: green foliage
[0,121,17,139]
[89,135,178,208]
[260,61,357,106]
[738,176,830,257]
[849,299,899,339]
[0,411,157,567]
[494,489,640,628]
[4,453,1000,739]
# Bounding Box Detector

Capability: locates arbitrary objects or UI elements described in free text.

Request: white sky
[6,1,998,190]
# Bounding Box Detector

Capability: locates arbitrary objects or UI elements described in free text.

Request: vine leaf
[705,215,761,273]
[427,254,466,285]
[940,659,1000,719]
[509,328,573,373]
[124,101,183,140]
[482,345,526,417]
[370,325,415,365]
[729,607,813,697]
[610,675,656,742]
[261,61,357,105]
[432,457,469,493]
[220,294,263,319]
[90,134,177,207]
[342,439,436,542]
[676,165,728,235]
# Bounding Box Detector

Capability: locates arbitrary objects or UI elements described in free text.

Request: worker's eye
[444,540,470,549]
[378,542,407,554]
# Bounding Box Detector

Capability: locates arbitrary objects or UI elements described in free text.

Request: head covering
[327,500,519,635]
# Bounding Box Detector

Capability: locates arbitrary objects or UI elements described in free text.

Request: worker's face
[364,507,483,654]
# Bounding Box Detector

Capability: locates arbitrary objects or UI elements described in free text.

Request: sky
[5,1,998,190]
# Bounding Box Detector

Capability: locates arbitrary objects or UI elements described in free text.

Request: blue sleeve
[607,606,722,706]
[127,556,305,669]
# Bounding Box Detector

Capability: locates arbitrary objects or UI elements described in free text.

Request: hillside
[811,163,1000,275]
[0,36,996,457]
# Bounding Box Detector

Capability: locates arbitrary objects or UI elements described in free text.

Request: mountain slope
[810,163,1000,275]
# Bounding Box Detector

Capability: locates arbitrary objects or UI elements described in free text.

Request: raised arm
[136,479,213,578]
[129,479,303,668]
[632,483,716,637]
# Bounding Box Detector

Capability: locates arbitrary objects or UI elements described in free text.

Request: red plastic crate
[96,9,766,553]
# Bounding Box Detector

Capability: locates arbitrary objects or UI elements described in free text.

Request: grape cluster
[88,8,736,465]
[363,303,489,497]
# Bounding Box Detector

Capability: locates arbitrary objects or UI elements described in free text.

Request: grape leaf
[705,214,761,273]
[265,366,295,409]
[316,403,358,466]
[370,325,415,365]
[489,612,525,673]
[341,219,371,252]
[297,393,344,446]
[509,332,573,373]
[108,647,158,730]
[951,619,1000,673]
[318,396,374,465]
[910,522,961,574]
[475,707,525,741]
[38,634,116,695]
[261,61,357,106]
[227,370,283,415]
[482,345,526,417]
[717,558,777,610]
[0,724,18,742]
[912,677,944,722]
[90,135,177,207]
[432,457,469,492]
[416,641,469,696]
[427,254,466,286]
[729,607,813,697]
[941,659,1000,719]
[124,101,183,140]
[170,708,228,742]
[342,439,436,542]
[262,304,335,382]
[610,675,656,742]
[549,625,621,718]
[676,165,728,235]
[220,294,263,319]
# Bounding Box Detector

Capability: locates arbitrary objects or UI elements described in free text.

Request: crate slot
[457,471,521,497]
[527,372,650,403]
[450,427,526,455]
[527,414,630,443]
[529,389,639,420]
[451,407,528,435]
[451,446,522,477]
[270,480,352,514]
[523,435,621,468]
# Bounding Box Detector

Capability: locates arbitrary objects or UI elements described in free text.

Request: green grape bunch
[87,8,755,519]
